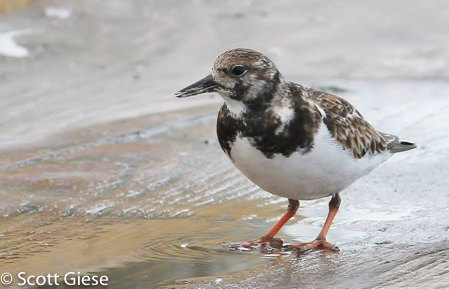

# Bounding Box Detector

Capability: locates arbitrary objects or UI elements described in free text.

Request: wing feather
[308,90,390,159]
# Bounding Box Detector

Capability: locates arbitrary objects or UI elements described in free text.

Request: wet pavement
[1,1,449,288]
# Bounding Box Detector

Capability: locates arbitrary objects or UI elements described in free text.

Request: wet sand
[1,1,449,288]
[0,0,31,12]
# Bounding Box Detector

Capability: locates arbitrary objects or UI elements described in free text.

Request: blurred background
[0,1,448,288]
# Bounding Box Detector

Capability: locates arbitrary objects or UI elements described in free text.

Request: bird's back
[298,83,417,158]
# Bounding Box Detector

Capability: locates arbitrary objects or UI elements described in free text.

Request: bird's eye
[231,65,246,77]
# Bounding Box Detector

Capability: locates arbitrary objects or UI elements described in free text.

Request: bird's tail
[379,132,417,153]
[389,141,417,153]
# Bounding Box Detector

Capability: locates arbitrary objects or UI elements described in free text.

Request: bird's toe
[225,236,284,251]
[291,239,340,253]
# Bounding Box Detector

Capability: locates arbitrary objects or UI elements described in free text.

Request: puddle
[1,107,447,287]
[282,223,367,244]
[0,216,274,288]
[0,103,448,288]
[111,228,268,288]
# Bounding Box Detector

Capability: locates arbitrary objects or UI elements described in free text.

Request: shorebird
[175,48,416,251]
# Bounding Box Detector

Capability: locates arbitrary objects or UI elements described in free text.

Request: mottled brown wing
[310,91,389,159]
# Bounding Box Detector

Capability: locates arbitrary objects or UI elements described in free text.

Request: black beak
[175,74,222,98]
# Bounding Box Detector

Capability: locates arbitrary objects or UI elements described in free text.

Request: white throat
[219,93,247,117]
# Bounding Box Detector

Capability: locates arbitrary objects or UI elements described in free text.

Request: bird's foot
[288,238,339,253]
[225,236,283,251]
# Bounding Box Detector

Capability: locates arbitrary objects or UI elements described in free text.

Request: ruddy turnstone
[175,48,416,251]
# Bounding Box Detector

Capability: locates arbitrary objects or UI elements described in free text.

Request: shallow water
[1,86,448,288]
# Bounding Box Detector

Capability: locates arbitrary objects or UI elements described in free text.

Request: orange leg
[291,193,341,251]
[239,199,299,248]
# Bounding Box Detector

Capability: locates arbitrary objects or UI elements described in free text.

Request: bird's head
[176,48,283,113]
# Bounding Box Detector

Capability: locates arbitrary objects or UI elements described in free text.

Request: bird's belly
[227,126,391,200]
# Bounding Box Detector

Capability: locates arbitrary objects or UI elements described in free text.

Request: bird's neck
[220,94,248,117]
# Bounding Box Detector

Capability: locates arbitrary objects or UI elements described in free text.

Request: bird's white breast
[229,125,391,200]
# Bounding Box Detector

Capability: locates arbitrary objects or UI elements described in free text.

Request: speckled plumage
[177,48,416,199]
[305,86,390,159]
[217,83,322,159]
[176,48,417,250]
